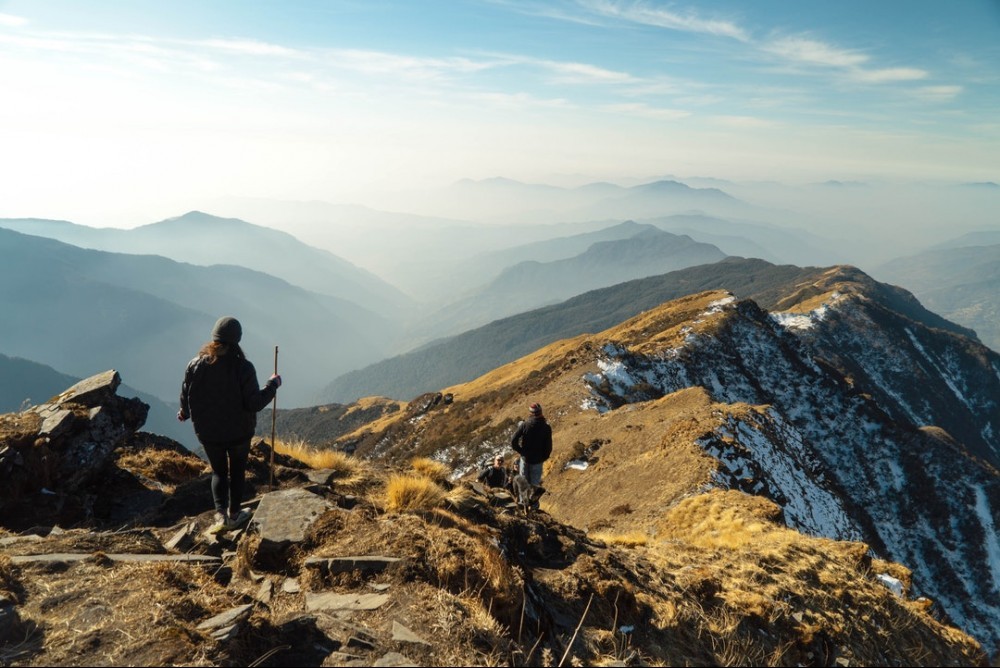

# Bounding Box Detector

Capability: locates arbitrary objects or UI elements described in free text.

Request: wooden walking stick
[269,345,278,491]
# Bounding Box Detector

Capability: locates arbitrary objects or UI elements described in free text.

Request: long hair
[197,341,245,364]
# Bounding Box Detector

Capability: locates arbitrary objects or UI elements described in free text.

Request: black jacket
[477,464,509,489]
[180,352,277,444]
[511,416,552,465]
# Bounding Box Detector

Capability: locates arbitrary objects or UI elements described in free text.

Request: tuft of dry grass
[0,555,23,603]
[273,437,367,481]
[384,473,448,512]
[116,449,207,488]
[590,531,650,547]
[409,456,450,483]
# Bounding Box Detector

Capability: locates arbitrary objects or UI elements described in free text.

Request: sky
[1,0,998,226]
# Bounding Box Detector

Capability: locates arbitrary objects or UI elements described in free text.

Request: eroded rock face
[0,370,149,529]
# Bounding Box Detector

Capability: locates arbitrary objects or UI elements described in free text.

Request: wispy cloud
[328,49,502,81]
[712,115,777,128]
[762,35,931,87]
[538,59,637,84]
[0,13,28,28]
[487,0,607,27]
[468,90,573,110]
[583,0,748,40]
[763,37,868,68]
[911,85,963,102]
[603,102,690,120]
[850,67,927,83]
[198,38,302,58]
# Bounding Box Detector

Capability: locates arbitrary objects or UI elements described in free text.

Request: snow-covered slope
[582,286,1000,651]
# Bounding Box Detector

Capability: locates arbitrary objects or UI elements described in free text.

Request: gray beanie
[211,316,242,344]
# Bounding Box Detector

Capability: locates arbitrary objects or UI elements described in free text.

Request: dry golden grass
[384,473,448,512]
[590,531,650,547]
[657,489,792,550]
[0,555,21,603]
[115,449,207,489]
[409,456,450,483]
[0,411,41,444]
[273,437,367,481]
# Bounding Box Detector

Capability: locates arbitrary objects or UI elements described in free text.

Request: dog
[511,474,533,514]
[510,474,546,515]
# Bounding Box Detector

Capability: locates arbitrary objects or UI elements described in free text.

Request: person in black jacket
[477,453,510,489]
[178,316,281,531]
[510,402,552,506]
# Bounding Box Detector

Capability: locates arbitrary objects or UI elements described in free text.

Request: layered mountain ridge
[0,212,412,318]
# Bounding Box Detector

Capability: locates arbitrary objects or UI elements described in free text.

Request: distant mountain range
[645,213,843,266]
[429,177,759,224]
[406,226,727,343]
[0,227,392,408]
[0,212,413,319]
[322,258,865,403]
[874,241,1000,352]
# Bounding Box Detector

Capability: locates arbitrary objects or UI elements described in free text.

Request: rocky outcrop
[0,370,149,529]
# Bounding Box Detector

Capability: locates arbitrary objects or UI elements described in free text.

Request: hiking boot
[207,512,228,534]
[225,509,251,530]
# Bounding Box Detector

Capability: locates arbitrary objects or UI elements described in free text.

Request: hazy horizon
[1,0,997,229]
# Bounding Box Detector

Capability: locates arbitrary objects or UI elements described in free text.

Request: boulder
[250,488,334,570]
[0,370,149,529]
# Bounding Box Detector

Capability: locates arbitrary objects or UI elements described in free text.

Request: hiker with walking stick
[178,316,282,533]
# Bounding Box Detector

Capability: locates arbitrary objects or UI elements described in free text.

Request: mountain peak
[156,210,247,226]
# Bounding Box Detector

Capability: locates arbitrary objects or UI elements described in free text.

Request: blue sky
[1,0,997,225]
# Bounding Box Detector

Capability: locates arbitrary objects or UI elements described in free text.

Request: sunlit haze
[1,0,998,229]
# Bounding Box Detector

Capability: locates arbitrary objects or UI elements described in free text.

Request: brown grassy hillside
[0,438,984,667]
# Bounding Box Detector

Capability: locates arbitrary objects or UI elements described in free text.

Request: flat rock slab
[392,620,430,646]
[197,603,253,631]
[10,553,221,565]
[43,370,121,409]
[374,652,418,667]
[164,522,198,551]
[323,652,366,667]
[39,409,75,439]
[0,535,43,548]
[306,468,337,486]
[253,488,333,544]
[304,556,402,575]
[306,592,390,612]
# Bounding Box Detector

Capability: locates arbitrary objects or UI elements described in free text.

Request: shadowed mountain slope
[0,227,390,409]
[0,212,413,319]
[316,272,1000,653]
[875,242,1000,352]
[0,354,77,413]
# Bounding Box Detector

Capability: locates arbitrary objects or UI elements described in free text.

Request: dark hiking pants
[202,438,251,516]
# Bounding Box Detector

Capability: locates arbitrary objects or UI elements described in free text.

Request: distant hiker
[178,316,281,532]
[510,402,552,509]
[477,453,510,489]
